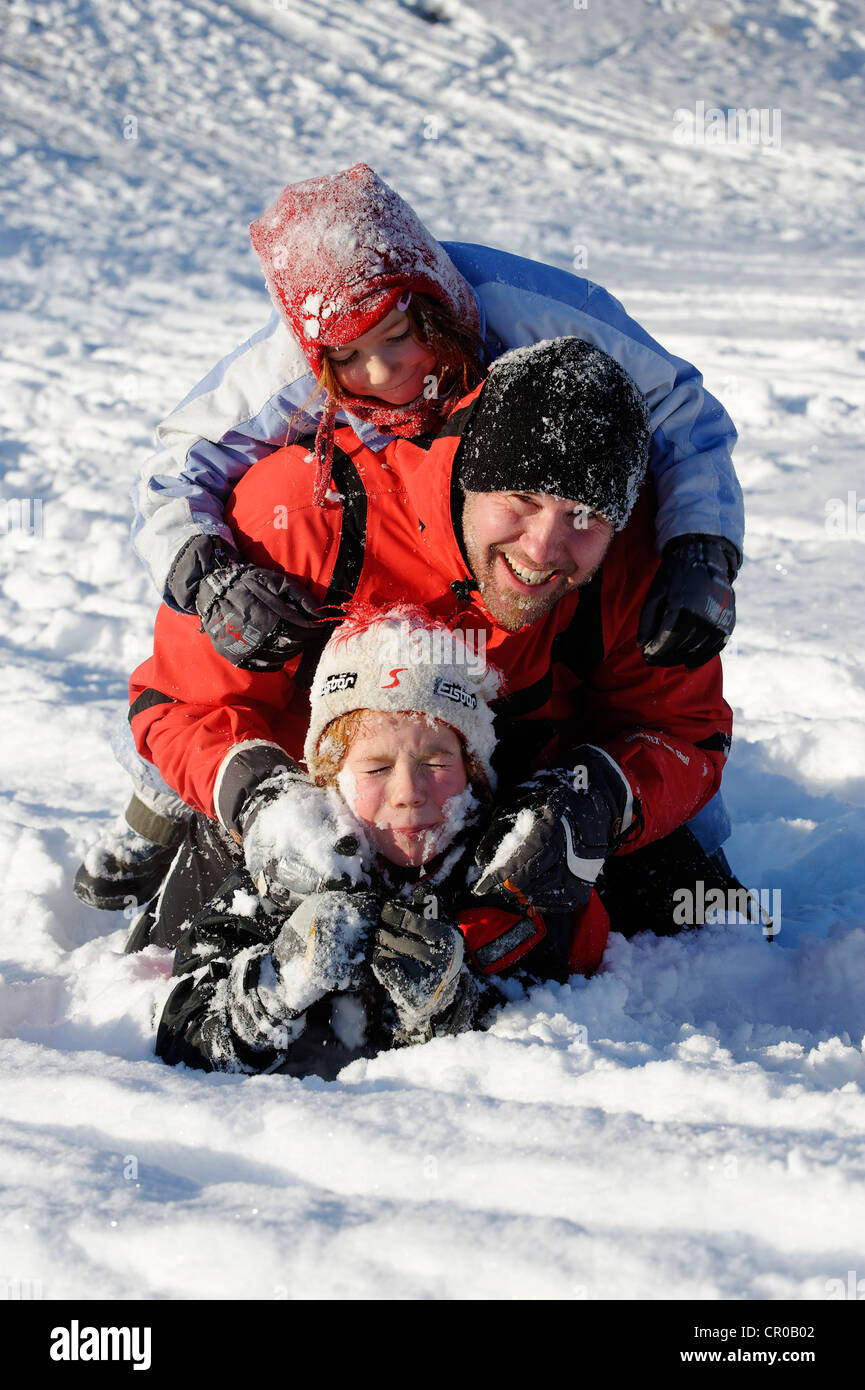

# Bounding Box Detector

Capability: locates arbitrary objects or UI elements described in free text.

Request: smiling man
[461,491,613,627]
[128,337,736,966]
[456,337,648,630]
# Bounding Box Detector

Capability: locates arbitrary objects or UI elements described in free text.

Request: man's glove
[471,747,634,912]
[166,534,323,671]
[371,898,466,1038]
[637,533,739,669]
[241,769,369,909]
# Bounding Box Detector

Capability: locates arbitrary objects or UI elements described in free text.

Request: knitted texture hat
[250,163,482,504]
[457,338,651,531]
[303,605,501,788]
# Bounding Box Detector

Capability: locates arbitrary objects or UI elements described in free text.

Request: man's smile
[497,549,571,592]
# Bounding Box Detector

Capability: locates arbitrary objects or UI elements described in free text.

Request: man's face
[461,490,615,630]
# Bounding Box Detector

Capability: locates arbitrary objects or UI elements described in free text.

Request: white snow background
[1,0,865,1301]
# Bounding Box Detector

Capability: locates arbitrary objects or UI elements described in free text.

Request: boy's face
[323,308,436,405]
[461,490,614,631]
[338,711,469,867]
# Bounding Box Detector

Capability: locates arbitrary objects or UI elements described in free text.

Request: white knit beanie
[304,606,502,787]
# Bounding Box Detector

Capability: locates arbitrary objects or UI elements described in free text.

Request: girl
[154,607,604,1078]
[76,163,741,911]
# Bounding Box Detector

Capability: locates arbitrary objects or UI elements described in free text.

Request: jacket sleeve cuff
[582,743,635,833]
[213,740,297,835]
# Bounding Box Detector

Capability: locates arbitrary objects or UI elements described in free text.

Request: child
[154,607,608,1078]
[76,162,741,911]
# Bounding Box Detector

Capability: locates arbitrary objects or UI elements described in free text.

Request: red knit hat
[250,163,480,377]
[250,166,482,502]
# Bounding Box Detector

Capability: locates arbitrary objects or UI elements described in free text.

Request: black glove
[637,533,739,669]
[371,897,466,1035]
[166,533,323,671]
[472,747,634,912]
[196,560,323,671]
[241,769,369,909]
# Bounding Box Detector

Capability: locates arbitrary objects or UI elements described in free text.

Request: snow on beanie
[303,605,501,788]
[250,163,482,503]
[456,338,651,531]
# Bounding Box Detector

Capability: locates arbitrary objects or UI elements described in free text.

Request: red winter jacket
[130,393,732,974]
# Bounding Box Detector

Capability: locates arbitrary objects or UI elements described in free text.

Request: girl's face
[338,711,469,867]
[323,308,437,405]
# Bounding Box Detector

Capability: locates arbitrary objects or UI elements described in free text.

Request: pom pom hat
[304,606,501,788]
[250,163,482,505]
[250,164,480,378]
[457,337,651,532]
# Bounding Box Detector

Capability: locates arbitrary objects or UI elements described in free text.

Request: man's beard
[477,570,572,630]
[470,546,595,631]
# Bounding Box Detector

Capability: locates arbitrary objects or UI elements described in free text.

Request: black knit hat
[456,338,651,531]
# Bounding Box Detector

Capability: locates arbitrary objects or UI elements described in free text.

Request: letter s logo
[381,668,407,689]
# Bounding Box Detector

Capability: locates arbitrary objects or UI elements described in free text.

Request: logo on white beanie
[304,605,501,785]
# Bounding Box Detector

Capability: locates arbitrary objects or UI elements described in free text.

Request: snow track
[1,0,864,1300]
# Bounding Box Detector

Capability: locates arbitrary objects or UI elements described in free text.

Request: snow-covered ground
[1,0,864,1301]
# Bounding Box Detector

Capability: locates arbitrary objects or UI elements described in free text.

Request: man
[128,337,734,966]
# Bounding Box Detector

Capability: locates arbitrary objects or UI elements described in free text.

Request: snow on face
[338,710,470,867]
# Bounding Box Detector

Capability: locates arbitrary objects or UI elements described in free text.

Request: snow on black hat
[456,338,651,531]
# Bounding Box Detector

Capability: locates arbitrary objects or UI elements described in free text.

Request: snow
[482,807,538,876]
[2,0,865,1302]
[243,780,371,894]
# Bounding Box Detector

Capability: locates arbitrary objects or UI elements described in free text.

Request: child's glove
[241,770,369,909]
[471,747,634,911]
[272,891,381,1012]
[167,534,323,671]
[371,899,467,1039]
[637,533,738,668]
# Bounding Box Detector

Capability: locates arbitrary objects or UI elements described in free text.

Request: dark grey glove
[371,898,466,1036]
[167,534,323,671]
[637,533,739,669]
[472,747,634,912]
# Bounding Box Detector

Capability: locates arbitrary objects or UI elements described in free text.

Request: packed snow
[1,0,865,1301]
